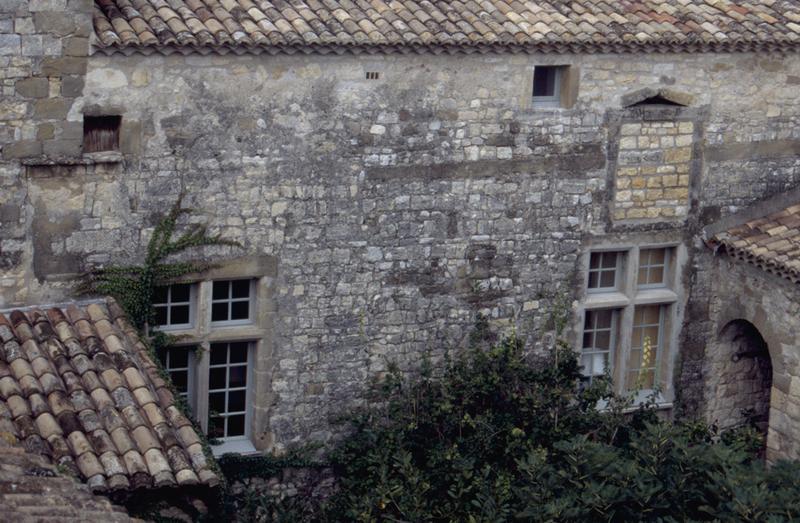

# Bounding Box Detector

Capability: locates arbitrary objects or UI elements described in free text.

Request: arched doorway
[715,320,773,439]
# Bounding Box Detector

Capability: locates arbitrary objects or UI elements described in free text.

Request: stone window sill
[22,151,123,166]
[211,438,257,456]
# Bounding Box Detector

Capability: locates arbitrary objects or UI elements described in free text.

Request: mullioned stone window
[579,245,683,403]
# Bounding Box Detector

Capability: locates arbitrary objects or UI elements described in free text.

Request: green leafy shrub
[307,320,800,522]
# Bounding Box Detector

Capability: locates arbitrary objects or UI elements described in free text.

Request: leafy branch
[78,193,241,333]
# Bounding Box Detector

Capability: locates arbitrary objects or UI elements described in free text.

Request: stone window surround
[576,240,688,405]
[154,256,276,455]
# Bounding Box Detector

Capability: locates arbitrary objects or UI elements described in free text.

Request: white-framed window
[156,345,196,406]
[579,245,680,402]
[211,279,253,326]
[637,248,669,288]
[581,309,619,383]
[207,341,252,441]
[153,283,195,329]
[532,66,563,107]
[151,276,262,455]
[627,305,665,390]
[587,251,623,292]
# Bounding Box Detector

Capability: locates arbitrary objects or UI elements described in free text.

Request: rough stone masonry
[2,3,800,459]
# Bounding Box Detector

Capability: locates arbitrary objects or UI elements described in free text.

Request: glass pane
[580,354,593,376]
[231,300,249,321]
[636,370,655,389]
[644,326,660,346]
[153,286,168,304]
[210,344,228,365]
[232,280,250,299]
[227,414,245,437]
[601,253,617,269]
[170,348,189,368]
[208,416,224,438]
[648,249,665,265]
[212,302,229,322]
[595,330,610,350]
[592,353,607,375]
[587,271,599,289]
[209,392,226,413]
[595,310,613,329]
[533,67,556,97]
[171,283,191,302]
[599,270,616,288]
[628,348,642,369]
[649,267,664,285]
[213,280,229,300]
[229,365,247,388]
[589,253,601,269]
[632,328,643,348]
[643,306,661,324]
[156,348,168,366]
[637,267,648,286]
[229,343,248,363]
[171,305,190,325]
[171,370,188,392]
[228,390,246,412]
[582,331,593,349]
[154,306,168,326]
[209,367,227,390]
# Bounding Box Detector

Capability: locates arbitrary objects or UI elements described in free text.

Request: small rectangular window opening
[532,66,564,107]
[581,309,618,383]
[83,115,121,153]
[587,251,622,291]
[365,71,380,80]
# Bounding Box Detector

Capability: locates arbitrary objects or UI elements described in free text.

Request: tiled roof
[0,438,138,521]
[0,298,219,492]
[710,202,800,284]
[92,0,800,55]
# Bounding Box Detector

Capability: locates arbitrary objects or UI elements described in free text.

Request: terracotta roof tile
[0,298,218,492]
[711,200,800,284]
[92,0,800,54]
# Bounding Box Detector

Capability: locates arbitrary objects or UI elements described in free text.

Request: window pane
[637,268,648,286]
[208,416,224,438]
[587,272,599,289]
[171,305,190,325]
[589,253,601,269]
[229,343,248,363]
[171,283,191,302]
[595,309,613,328]
[533,67,556,97]
[592,353,607,375]
[648,249,665,265]
[227,414,245,437]
[156,347,168,366]
[595,330,610,350]
[643,306,661,324]
[229,365,247,388]
[170,370,188,392]
[228,390,246,412]
[209,392,226,413]
[231,280,250,299]
[155,306,169,326]
[231,300,249,321]
[153,286,169,304]
[213,280,228,300]
[170,348,189,368]
[210,344,228,365]
[212,302,229,322]
[644,326,660,346]
[210,367,227,390]
[648,267,664,285]
[582,331,593,348]
[600,253,617,269]
[599,271,616,288]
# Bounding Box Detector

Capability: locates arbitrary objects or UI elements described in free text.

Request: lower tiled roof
[709,202,800,284]
[0,298,219,492]
[0,438,139,522]
[92,0,800,55]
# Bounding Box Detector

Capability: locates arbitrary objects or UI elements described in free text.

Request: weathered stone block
[0,35,21,56]
[15,77,49,98]
[3,140,42,159]
[34,98,71,119]
[61,75,84,97]
[42,139,81,157]
[63,36,89,57]
[40,56,86,76]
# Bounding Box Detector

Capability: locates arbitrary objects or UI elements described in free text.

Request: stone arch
[621,87,693,108]
[713,320,773,442]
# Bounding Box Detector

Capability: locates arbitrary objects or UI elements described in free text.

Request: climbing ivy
[79,193,240,333]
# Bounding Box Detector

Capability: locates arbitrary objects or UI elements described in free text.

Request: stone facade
[2,8,800,458]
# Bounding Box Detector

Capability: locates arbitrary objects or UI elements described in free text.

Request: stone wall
[2,42,800,449]
[682,251,800,461]
[0,0,92,302]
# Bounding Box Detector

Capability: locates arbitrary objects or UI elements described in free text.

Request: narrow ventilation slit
[365,71,380,80]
